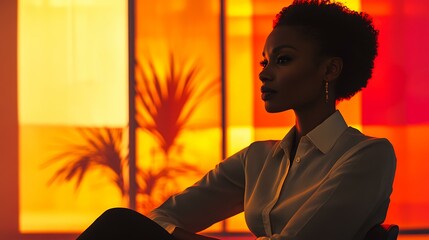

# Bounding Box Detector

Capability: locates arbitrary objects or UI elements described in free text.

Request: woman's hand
[256,234,284,240]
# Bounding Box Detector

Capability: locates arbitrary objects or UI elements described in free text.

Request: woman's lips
[261,86,277,101]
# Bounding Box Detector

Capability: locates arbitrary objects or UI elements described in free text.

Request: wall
[0,0,19,239]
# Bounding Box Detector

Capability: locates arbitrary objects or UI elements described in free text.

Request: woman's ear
[324,57,343,82]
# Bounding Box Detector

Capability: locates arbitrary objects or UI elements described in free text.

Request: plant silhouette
[134,54,219,212]
[45,54,219,212]
[43,127,127,196]
[135,55,219,156]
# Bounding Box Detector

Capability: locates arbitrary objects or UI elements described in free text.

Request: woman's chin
[264,105,282,113]
[264,102,290,113]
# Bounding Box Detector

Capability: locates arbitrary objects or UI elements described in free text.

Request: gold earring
[325,81,329,103]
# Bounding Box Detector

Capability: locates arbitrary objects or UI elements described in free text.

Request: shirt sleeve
[148,146,248,233]
[272,138,396,240]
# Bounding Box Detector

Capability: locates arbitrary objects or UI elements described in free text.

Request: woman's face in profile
[259,25,328,113]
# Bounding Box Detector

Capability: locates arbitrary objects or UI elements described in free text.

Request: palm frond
[136,161,203,195]
[135,54,220,155]
[44,127,128,195]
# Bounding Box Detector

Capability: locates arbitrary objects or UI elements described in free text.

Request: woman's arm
[149,146,248,234]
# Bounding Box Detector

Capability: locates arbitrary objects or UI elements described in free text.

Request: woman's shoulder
[327,127,396,166]
[341,127,393,147]
[249,139,280,148]
[225,140,280,164]
[236,140,282,163]
[248,140,281,154]
[337,127,396,164]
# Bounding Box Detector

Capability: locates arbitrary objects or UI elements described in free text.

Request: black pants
[77,208,175,240]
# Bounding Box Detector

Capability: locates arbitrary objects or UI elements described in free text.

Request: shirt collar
[275,110,348,156]
[306,110,348,154]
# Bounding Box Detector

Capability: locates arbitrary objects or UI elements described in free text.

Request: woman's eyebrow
[262,44,297,57]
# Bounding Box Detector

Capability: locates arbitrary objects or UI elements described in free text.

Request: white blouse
[149,111,396,240]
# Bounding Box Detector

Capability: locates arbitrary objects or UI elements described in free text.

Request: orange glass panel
[251,0,295,129]
[134,0,222,233]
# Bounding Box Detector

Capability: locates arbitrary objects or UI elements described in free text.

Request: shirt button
[296,157,301,163]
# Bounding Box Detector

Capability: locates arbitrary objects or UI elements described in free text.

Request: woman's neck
[293,105,336,141]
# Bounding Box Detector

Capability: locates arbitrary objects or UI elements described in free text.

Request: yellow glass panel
[18,0,128,232]
[226,2,254,156]
[337,0,361,11]
[19,0,128,126]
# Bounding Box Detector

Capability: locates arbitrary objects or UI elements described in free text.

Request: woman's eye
[259,59,268,68]
[277,56,291,64]
[259,56,290,68]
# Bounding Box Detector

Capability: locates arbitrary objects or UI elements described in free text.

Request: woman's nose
[259,69,272,82]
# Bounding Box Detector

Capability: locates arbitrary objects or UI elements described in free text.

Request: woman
[78,1,396,239]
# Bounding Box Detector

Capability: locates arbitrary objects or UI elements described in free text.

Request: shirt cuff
[163,224,176,234]
[147,212,177,234]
